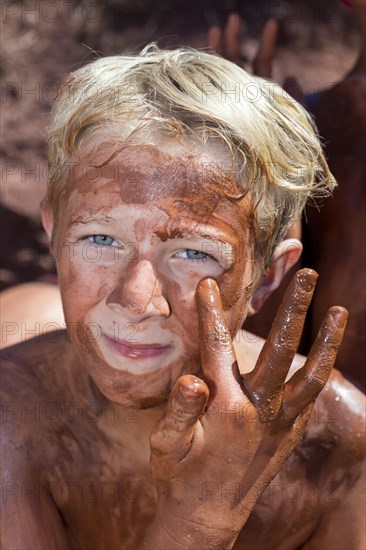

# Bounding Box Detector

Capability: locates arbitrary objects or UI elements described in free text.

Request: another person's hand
[207,12,303,102]
[145,269,347,548]
[207,12,278,78]
[208,12,302,244]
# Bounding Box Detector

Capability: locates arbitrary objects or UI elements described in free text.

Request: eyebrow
[156,227,224,242]
[155,224,236,246]
[155,226,236,262]
[69,214,120,227]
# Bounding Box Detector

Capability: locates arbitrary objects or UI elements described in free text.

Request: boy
[1,45,365,549]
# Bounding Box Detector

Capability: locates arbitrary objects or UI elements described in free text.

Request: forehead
[62,140,250,230]
[68,137,240,190]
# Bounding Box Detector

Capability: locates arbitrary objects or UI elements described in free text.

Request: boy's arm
[1,412,69,549]
[140,270,348,549]
[1,492,70,550]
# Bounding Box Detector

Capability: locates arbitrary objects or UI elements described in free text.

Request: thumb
[150,375,209,462]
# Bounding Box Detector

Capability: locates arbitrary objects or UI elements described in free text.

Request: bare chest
[47,440,328,550]
[47,431,157,549]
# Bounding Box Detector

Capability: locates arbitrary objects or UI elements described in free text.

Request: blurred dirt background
[0,0,363,330]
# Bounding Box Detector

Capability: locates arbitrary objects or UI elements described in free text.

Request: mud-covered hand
[144,269,347,549]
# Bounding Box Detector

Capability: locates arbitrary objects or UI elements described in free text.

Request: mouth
[103,334,171,360]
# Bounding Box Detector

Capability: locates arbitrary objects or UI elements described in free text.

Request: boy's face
[52,140,256,408]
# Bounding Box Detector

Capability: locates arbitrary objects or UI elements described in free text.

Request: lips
[104,334,171,360]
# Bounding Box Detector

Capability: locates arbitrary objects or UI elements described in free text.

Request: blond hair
[47,43,336,280]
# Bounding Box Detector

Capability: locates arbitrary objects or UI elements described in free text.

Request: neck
[70,349,167,447]
[91,384,166,452]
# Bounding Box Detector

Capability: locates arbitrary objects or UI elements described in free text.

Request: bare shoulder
[1,331,91,465]
[291,367,364,486]
[1,330,81,405]
[312,368,365,458]
[296,375,365,548]
[1,332,75,547]
[236,330,365,461]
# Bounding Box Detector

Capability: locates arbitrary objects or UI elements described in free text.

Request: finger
[253,18,278,78]
[282,307,348,422]
[196,278,241,396]
[223,13,243,64]
[207,26,222,54]
[150,375,208,460]
[283,76,304,104]
[246,269,318,403]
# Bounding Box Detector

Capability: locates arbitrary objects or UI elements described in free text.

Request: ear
[40,198,54,241]
[247,239,302,316]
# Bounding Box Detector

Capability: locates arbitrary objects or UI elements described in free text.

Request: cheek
[216,263,254,333]
[56,245,116,322]
[165,278,201,354]
[164,261,253,350]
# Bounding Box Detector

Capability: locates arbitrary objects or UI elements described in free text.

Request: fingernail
[297,269,318,292]
[330,307,348,329]
[199,278,219,302]
[179,378,204,400]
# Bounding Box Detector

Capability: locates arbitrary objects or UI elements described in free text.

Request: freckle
[134,218,147,242]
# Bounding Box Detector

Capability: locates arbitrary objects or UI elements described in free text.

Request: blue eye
[186,249,208,260]
[178,249,210,260]
[88,235,118,247]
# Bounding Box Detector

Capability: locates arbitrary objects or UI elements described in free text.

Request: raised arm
[140,269,348,549]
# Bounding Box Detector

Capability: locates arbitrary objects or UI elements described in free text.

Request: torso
[1,332,364,549]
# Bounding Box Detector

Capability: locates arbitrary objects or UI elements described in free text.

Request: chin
[94,373,172,409]
[74,328,202,408]
[82,349,200,410]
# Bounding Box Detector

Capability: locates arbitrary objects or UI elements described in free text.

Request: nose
[106,260,171,321]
